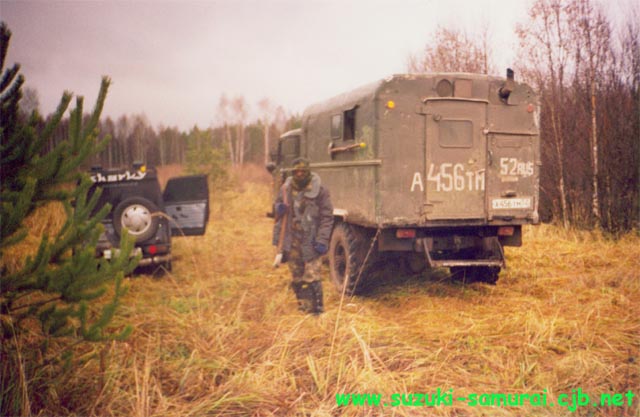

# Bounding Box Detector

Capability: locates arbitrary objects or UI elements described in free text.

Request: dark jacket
[273,173,334,262]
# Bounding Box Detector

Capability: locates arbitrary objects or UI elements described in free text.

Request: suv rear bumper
[98,244,172,267]
[138,253,172,267]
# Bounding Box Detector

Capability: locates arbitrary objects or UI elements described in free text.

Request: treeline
[410,0,639,234]
[25,0,639,234]
[517,0,639,233]
[35,96,300,170]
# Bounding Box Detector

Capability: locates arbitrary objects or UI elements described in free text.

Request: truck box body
[270,72,540,292]
[302,73,539,228]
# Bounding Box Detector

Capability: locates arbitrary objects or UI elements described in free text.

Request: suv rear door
[163,175,210,236]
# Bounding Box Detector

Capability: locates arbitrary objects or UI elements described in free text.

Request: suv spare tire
[113,197,160,243]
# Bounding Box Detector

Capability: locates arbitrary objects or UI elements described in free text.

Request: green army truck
[268,70,540,294]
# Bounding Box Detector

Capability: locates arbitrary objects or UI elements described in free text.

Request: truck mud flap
[420,236,505,268]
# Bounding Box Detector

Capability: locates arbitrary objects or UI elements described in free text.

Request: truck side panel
[304,91,380,226]
[296,73,539,229]
[376,78,426,226]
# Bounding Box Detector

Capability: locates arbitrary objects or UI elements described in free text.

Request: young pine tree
[185,126,230,191]
[0,22,137,415]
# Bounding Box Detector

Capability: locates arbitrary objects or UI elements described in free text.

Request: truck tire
[450,266,500,285]
[113,197,160,243]
[329,223,372,296]
[400,253,427,274]
[476,266,500,284]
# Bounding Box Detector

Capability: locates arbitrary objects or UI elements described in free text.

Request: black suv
[88,163,209,272]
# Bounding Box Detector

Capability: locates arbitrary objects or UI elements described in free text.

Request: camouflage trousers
[287,233,323,284]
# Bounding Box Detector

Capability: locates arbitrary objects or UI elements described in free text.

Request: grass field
[8,168,640,416]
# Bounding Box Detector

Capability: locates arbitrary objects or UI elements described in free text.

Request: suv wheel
[113,197,160,242]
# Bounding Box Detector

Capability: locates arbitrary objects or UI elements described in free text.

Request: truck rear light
[498,226,515,236]
[148,245,158,255]
[396,229,416,239]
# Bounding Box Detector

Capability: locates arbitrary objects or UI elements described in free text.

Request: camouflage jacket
[273,173,334,262]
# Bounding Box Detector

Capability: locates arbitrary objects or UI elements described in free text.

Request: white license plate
[492,198,532,209]
[102,247,142,260]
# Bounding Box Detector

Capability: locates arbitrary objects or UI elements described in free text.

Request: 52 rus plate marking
[499,158,534,177]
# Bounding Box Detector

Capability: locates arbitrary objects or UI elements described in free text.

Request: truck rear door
[424,99,487,220]
[486,133,537,220]
[163,175,210,236]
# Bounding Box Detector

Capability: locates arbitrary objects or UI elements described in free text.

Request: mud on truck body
[268,71,540,294]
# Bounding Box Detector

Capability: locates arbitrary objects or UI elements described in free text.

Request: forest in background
[402,0,638,234]
[20,0,640,234]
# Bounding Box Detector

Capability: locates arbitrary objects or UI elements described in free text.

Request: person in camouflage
[273,158,334,314]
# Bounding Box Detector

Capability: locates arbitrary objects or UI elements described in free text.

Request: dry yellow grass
[8,173,640,417]
[1,201,67,274]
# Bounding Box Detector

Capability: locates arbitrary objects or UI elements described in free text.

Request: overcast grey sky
[0,0,633,131]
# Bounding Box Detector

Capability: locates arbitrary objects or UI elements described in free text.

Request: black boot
[309,280,324,315]
[291,282,313,313]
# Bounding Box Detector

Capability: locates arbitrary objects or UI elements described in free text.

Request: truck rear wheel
[450,266,500,285]
[329,223,372,296]
[400,253,427,274]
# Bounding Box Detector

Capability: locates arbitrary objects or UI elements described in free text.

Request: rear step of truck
[420,237,506,268]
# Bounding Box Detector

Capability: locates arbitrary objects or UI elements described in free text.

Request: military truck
[268,71,540,294]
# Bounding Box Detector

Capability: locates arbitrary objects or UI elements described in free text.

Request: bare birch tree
[569,0,612,225]
[232,96,248,166]
[116,114,132,166]
[216,94,235,166]
[258,97,274,166]
[408,26,496,74]
[517,0,572,227]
